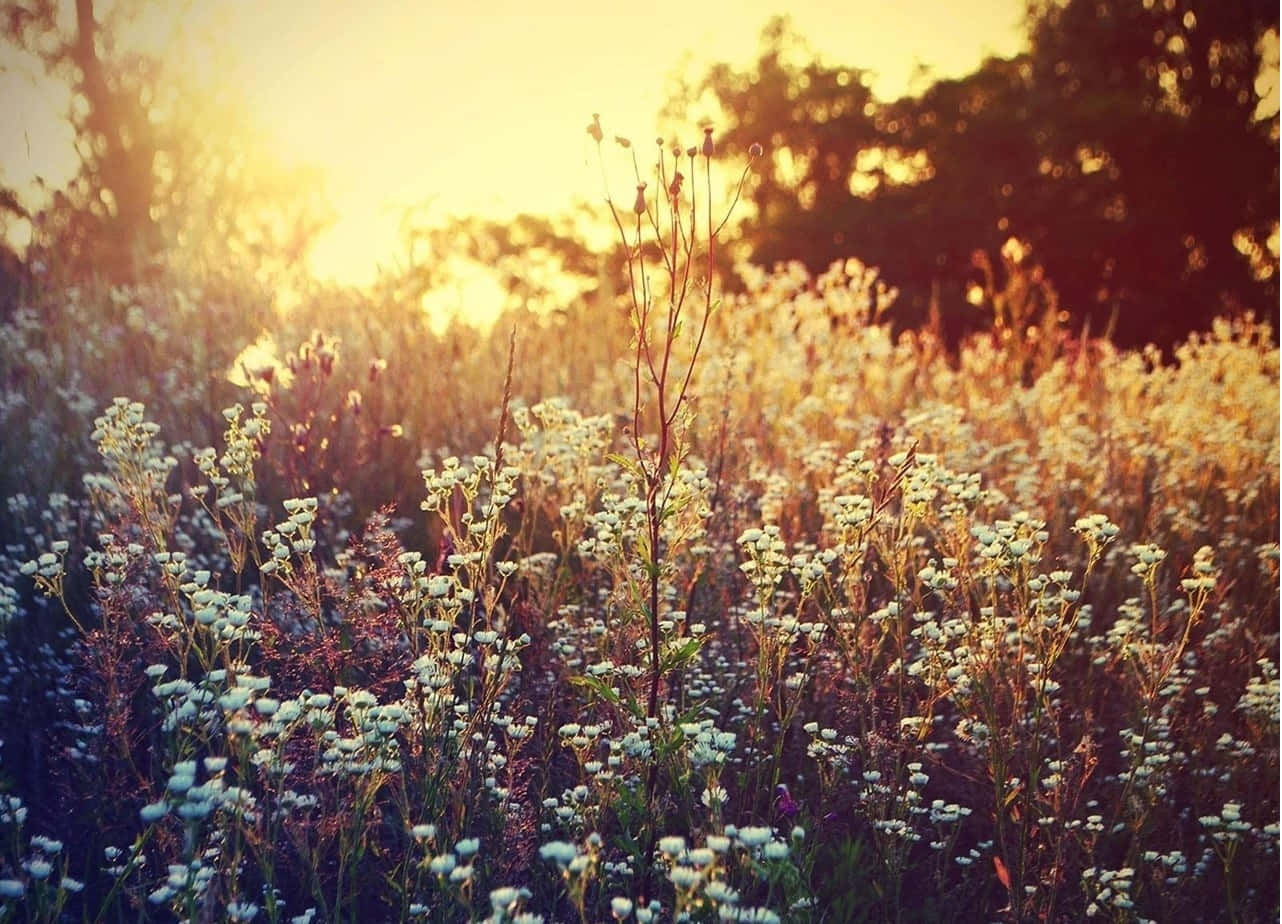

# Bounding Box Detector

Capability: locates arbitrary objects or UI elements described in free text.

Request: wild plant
[583,118,760,838]
[0,223,1277,923]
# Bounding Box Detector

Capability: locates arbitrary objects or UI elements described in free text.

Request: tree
[1,0,330,284]
[1024,0,1278,346]
[680,10,1279,347]
[676,19,884,291]
[389,207,608,314]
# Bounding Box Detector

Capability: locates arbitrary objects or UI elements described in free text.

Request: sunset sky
[1,1,1027,295]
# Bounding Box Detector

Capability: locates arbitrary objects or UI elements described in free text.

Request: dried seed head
[702,127,714,157]
[633,183,647,215]
[614,136,631,149]
[686,146,697,158]
[587,113,603,144]
[668,172,684,199]
[749,142,764,158]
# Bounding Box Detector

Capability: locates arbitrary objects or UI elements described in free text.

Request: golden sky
[1,0,1026,297]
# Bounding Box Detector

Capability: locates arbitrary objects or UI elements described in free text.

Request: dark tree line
[1,1,1276,349]
[691,4,1278,348]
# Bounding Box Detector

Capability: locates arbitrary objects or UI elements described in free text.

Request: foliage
[0,214,1277,919]
[0,0,330,286]
[676,8,1278,348]
[0,1,1276,917]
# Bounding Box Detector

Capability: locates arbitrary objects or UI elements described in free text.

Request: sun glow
[1,0,1026,322]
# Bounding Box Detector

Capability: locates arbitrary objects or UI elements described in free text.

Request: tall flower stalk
[589,117,759,775]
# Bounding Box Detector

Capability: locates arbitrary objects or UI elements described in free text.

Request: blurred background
[0,0,1276,349]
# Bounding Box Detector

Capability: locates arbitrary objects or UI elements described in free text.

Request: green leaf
[607,452,643,478]
[569,674,622,707]
[660,637,704,673]
[672,701,709,727]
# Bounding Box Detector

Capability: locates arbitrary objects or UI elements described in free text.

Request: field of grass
[0,156,1277,922]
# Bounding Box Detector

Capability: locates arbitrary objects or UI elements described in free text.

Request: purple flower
[774,784,798,818]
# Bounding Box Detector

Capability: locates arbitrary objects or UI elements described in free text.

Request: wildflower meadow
[0,123,1278,923]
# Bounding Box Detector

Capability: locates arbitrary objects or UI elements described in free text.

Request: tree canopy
[681,3,1279,348]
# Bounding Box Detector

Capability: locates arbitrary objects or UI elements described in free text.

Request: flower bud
[586,113,603,143]
[749,142,764,157]
[701,127,715,157]
[633,183,647,215]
